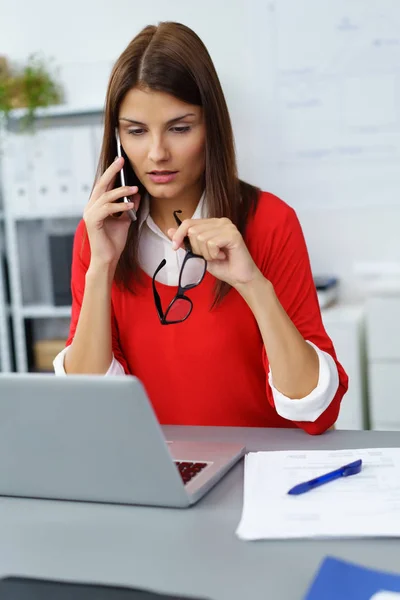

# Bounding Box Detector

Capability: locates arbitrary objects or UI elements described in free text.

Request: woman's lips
[148,171,178,184]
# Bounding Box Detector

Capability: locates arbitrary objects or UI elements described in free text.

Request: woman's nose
[148,137,170,163]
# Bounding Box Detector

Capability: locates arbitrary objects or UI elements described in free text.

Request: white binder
[70,126,97,215]
[29,126,96,217]
[30,128,71,217]
[2,133,36,217]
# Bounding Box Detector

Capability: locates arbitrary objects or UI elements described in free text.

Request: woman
[54,22,348,435]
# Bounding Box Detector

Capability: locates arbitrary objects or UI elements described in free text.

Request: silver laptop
[0,374,245,507]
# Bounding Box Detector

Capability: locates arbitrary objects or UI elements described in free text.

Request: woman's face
[118,87,206,200]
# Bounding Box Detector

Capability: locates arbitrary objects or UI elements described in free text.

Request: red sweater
[66,191,348,435]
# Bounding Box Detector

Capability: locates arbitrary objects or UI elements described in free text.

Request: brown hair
[97,21,260,307]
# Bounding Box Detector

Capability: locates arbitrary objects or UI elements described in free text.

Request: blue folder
[304,556,400,599]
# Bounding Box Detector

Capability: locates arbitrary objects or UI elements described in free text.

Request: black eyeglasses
[152,210,207,325]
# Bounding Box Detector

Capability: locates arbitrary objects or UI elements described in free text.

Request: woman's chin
[146,181,182,199]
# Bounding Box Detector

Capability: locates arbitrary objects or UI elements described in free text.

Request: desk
[1,427,400,600]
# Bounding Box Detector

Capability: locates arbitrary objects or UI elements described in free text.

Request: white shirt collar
[137,190,207,236]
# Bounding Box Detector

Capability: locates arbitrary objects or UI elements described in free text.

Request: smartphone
[115,128,137,222]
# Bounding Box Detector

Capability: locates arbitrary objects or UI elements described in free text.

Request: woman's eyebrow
[119,113,196,126]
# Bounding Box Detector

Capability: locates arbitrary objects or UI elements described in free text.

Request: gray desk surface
[1,427,400,600]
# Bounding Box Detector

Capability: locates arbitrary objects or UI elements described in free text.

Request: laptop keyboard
[175,461,208,484]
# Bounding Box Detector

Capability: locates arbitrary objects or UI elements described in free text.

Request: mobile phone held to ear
[115,128,137,222]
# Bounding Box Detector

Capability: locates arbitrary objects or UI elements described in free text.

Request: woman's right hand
[83,157,141,267]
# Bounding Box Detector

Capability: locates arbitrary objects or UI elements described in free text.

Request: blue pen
[287,459,362,495]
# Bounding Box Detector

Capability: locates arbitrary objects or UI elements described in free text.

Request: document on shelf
[236,448,400,541]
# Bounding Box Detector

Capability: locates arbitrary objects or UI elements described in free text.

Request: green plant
[0,53,63,130]
[0,57,13,115]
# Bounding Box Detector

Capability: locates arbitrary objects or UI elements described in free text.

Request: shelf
[8,104,103,120]
[0,305,12,317]
[12,212,82,221]
[21,305,72,318]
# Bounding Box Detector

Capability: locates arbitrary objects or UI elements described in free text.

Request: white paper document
[236,448,400,541]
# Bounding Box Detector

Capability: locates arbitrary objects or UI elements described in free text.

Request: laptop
[0,374,245,507]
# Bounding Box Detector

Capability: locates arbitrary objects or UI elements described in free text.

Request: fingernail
[172,241,178,250]
[114,156,120,163]
[129,186,138,192]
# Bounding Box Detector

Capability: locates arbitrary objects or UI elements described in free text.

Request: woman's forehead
[119,87,202,123]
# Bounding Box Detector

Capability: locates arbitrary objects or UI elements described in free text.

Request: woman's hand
[83,157,141,267]
[168,217,262,288]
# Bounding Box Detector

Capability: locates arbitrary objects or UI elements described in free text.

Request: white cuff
[269,341,339,422]
[53,346,125,376]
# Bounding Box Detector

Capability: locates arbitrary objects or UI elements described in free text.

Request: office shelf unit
[0,105,103,372]
[0,216,12,372]
[366,293,400,430]
[321,304,368,430]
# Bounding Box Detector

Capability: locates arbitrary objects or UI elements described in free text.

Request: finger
[105,173,117,194]
[187,226,221,257]
[207,240,226,260]
[187,222,221,236]
[171,218,224,249]
[171,219,214,249]
[188,234,203,258]
[131,192,141,213]
[167,227,177,241]
[171,219,194,250]
[92,157,126,199]
[193,237,213,261]
[99,185,139,206]
[110,192,141,220]
[88,172,117,205]
[99,200,136,220]
[196,233,226,261]
[187,225,226,259]
[202,231,238,259]
[199,227,242,259]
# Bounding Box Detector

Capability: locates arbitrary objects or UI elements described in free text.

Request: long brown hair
[97,21,260,307]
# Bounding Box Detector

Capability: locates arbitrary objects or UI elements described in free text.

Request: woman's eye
[171,126,191,133]
[128,129,145,135]
[127,126,191,135]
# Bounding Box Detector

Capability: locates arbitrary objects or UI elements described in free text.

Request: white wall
[1,0,398,303]
[299,205,400,302]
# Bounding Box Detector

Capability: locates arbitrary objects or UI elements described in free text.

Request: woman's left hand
[167,217,262,288]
